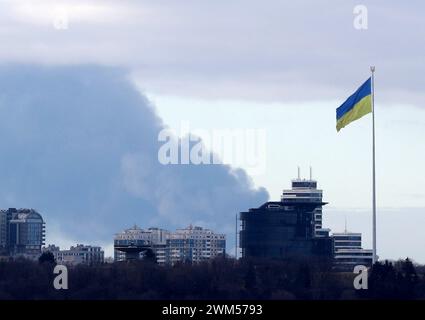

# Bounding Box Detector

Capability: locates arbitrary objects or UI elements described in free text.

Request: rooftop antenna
[309,166,312,180]
[297,166,300,179]
[344,216,348,233]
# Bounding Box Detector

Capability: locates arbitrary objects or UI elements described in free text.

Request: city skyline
[0,170,403,263]
[0,1,424,264]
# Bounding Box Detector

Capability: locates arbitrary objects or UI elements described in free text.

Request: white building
[168,225,226,264]
[281,168,325,236]
[113,225,170,262]
[44,244,104,265]
[114,225,226,265]
[332,232,374,270]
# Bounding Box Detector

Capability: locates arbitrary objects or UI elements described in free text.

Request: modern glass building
[0,208,46,259]
[240,197,333,260]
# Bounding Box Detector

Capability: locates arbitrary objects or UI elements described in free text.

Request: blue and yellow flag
[336,78,372,132]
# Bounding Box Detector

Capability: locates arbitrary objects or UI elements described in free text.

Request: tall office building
[0,208,46,259]
[240,174,333,259]
[281,168,324,236]
[0,210,9,255]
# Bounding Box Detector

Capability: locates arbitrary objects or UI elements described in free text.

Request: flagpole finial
[370,66,375,72]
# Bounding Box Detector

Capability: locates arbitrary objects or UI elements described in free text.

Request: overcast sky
[0,1,424,261]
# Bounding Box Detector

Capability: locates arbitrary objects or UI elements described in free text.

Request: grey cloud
[0,1,424,105]
[0,65,268,250]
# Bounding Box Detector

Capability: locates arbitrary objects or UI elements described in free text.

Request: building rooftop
[7,209,44,223]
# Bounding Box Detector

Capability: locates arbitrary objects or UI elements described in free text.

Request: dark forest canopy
[0,256,423,300]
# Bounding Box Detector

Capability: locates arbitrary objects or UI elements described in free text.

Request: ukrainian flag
[336,78,372,132]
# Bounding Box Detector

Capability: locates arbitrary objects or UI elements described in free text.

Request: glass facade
[0,208,45,258]
[240,200,333,260]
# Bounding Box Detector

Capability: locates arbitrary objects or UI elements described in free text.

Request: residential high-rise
[113,225,156,261]
[146,227,170,265]
[168,225,226,264]
[0,208,45,259]
[114,225,226,265]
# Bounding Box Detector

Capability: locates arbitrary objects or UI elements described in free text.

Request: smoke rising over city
[0,65,268,251]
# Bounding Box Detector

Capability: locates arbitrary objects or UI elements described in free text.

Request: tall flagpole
[371,66,377,264]
[235,213,238,259]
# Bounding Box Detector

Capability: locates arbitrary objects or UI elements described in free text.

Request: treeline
[0,255,424,300]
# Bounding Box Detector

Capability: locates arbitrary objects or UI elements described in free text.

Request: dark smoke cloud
[0,65,268,252]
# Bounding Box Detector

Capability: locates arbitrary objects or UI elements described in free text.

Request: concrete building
[44,244,104,265]
[145,227,170,265]
[0,208,45,259]
[281,168,325,236]
[168,225,226,264]
[332,231,374,270]
[0,210,8,256]
[114,225,226,265]
[114,225,169,262]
